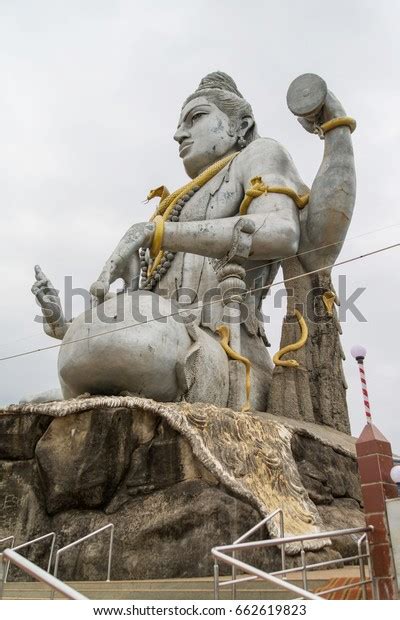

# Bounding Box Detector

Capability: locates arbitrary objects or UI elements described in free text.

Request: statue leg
[57,291,229,406]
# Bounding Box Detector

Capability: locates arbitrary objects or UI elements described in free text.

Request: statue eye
[191,112,205,124]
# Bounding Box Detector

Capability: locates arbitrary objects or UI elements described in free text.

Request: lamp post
[352,345,399,599]
[390,465,400,496]
[351,344,372,424]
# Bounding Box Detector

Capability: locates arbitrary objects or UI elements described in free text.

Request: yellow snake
[216,324,252,413]
[272,310,308,368]
[239,176,309,215]
[322,290,336,316]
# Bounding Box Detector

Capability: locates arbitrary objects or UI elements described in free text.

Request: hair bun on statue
[196,71,244,99]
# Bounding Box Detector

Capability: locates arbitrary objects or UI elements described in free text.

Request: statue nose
[174,126,190,144]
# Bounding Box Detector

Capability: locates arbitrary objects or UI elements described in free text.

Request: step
[2,568,364,601]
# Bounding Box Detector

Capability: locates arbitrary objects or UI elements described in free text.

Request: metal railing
[0,549,87,600]
[0,536,15,583]
[52,523,114,598]
[212,524,375,600]
[2,532,56,583]
[217,509,285,600]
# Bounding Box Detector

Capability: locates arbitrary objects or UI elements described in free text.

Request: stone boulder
[0,414,52,460]
[291,432,362,505]
[51,480,269,581]
[35,408,134,514]
[0,459,51,579]
[0,397,366,581]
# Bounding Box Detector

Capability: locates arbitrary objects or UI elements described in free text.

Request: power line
[0,241,398,363]
[245,221,400,274]
[0,220,399,350]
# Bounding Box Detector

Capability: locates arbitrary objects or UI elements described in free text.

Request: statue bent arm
[90,141,302,299]
[162,138,302,260]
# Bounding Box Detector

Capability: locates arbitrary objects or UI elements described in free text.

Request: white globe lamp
[390,465,400,484]
[351,344,367,360]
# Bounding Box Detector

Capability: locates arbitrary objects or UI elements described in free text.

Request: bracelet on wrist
[315,116,357,138]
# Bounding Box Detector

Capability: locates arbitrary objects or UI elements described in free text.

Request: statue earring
[237,136,246,149]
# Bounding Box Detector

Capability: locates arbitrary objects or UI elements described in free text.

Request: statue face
[174,96,238,178]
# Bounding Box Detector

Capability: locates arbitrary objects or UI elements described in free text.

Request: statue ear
[238,115,255,139]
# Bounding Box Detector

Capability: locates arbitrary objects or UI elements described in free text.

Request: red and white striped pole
[351,344,372,424]
[352,344,399,599]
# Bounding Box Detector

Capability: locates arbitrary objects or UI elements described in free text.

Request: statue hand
[296,91,346,134]
[287,75,348,134]
[31,265,66,337]
[90,221,154,301]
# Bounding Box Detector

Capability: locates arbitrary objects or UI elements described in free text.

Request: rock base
[0,398,364,581]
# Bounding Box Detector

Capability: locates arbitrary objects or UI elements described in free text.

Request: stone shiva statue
[32,72,356,423]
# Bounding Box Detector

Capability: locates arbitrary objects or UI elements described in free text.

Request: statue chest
[154,168,244,301]
[179,169,243,222]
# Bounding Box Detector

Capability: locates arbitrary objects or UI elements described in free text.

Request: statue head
[174,71,258,178]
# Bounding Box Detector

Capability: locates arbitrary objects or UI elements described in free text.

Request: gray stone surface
[258,410,357,457]
[291,433,362,506]
[35,408,134,514]
[52,480,268,581]
[0,459,51,579]
[318,499,366,559]
[0,414,52,460]
[291,431,364,559]
[267,260,350,434]
[0,401,365,581]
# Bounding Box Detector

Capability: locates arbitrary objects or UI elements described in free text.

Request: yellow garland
[146,152,239,277]
[239,176,309,215]
[216,324,252,412]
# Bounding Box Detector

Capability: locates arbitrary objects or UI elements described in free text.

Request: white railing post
[3,532,56,584]
[212,524,375,601]
[365,533,378,599]
[231,550,236,600]
[213,561,219,600]
[52,523,114,598]
[300,544,308,591]
[0,536,14,584]
[279,511,286,578]
[357,534,367,599]
[0,556,6,600]
[2,549,87,600]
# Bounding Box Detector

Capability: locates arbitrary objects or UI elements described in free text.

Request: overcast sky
[0,0,399,453]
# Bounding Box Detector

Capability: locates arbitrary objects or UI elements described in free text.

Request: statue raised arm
[287,73,356,272]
